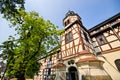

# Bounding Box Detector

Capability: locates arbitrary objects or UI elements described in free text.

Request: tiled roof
[76,57,103,63]
[79,50,91,54]
[53,63,66,68]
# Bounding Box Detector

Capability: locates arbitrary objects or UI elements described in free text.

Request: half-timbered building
[34,11,120,80]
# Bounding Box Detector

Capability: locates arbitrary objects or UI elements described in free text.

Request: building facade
[34,11,120,80]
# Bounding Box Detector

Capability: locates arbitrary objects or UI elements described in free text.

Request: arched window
[115,59,120,71]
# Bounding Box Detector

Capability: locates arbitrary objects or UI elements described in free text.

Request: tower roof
[66,10,76,16]
[63,10,81,20]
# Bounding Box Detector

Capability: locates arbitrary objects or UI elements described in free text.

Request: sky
[0,0,120,45]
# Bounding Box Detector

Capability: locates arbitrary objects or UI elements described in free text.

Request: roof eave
[89,12,120,32]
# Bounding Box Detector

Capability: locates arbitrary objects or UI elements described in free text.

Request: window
[48,68,51,75]
[64,19,70,26]
[43,68,51,79]
[47,57,52,68]
[96,34,107,45]
[115,59,120,71]
[65,32,73,43]
[83,31,89,43]
[49,56,52,61]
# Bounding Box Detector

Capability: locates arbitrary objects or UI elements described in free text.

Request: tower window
[115,59,120,71]
[65,32,73,43]
[96,34,107,45]
[65,19,70,26]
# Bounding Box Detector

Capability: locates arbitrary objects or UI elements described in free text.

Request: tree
[0,0,25,19]
[0,10,62,80]
[0,39,17,79]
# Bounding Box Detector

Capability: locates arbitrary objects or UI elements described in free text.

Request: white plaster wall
[110,40,120,48]
[72,29,76,34]
[69,42,73,48]
[97,50,120,80]
[61,41,65,46]
[77,61,110,78]
[73,33,79,39]
[74,38,80,45]
[119,32,120,36]
[78,45,82,52]
[61,46,65,51]
[104,32,109,36]
[101,44,111,51]
[106,35,117,42]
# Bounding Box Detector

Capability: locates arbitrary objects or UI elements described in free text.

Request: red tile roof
[53,63,66,68]
[76,57,103,63]
[80,50,91,54]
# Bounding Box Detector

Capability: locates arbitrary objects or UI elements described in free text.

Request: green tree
[0,38,17,79]
[0,0,25,19]
[0,10,62,80]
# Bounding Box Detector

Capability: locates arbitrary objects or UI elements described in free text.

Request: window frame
[96,34,107,45]
[64,19,70,26]
[65,31,73,44]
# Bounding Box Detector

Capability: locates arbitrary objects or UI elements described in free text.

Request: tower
[59,11,112,80]
[60,10,93,59]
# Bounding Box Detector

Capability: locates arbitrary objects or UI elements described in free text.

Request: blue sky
[0,0,120,44]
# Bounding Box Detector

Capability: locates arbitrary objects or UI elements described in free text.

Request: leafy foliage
[0,0,25,19]
[0,10,62,79]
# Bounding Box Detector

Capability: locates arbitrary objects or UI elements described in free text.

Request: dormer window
[65,31,73,43]
[65,19,70,26]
